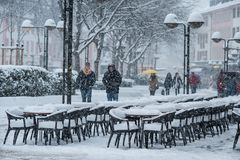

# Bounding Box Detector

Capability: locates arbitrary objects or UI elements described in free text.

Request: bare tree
[57,0,196,78]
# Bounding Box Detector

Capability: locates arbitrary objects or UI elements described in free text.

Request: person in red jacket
[189,72,200,94]
[217,70,224,97]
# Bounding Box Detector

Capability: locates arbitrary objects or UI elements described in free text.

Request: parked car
[92,81,105,90]
[120,79,134,87]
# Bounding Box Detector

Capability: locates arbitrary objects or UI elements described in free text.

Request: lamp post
[21,19,63,70]
[164,13,204,94]
[211,31,240,72]
[153,54,159,70]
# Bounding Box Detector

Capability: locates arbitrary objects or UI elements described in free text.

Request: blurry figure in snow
[102,64,122,101]
[78,62,96,102]
[173,72,183,95]
[217,70,224,97]
[161,89,165,95]
[148,73,159,96]
[225,74,237,96]
[164,72,173,95]
[189,72,200,94]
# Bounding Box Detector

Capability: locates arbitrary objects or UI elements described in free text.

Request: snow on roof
[201,0,240,14]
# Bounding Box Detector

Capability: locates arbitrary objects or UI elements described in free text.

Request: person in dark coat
[164,72,173,95]
[217,70,224,97]
[225,75,237,96]
[77,62,96,102]
[102,64,122,101]
[189,72,200,94]
[173,72,183,95]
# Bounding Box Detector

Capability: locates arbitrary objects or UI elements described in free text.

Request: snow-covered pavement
[0,86,239,160]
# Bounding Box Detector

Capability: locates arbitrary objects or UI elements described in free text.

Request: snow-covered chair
[107,108,139,148]
[232,108,240,149]
[87,106,107,136]
[143,111,175,148]
[35,109,66,145]
[171,109,189,145]
[63,107,90,143]
[4,110,34,145]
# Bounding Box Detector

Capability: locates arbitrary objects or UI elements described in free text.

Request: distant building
[194,0,240,70]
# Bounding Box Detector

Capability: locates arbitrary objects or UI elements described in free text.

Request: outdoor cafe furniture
[204,95,218,101]
[107,108,139,148]
[143,111,175,148]
[143,103,176,113]
[232,108,240,149]
[125,108,160,148]
[35,109,66,145]
[193,96,204,102]
[4,110,35,145]
[72,102,96,108]
[63,107,90,143]
[87,106,108,136]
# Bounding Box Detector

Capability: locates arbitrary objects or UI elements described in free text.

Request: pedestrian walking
[173,72,182,95]
[226,74,237,96]
[102,64,122,101]
[217,70,224,97]
[164,72,173,95]
[77,62,96,102]
[148,73,159,96]
[189,72,200,94]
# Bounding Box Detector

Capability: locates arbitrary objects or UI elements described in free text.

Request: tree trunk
[73,0,82,72]
[94,35,103,80]
[112,47,118,70]
[126,63,131,78]
[94,1,104,80]
[120,61,123,75]
[74,53,80,72]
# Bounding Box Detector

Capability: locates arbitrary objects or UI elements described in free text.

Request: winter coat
[173,75,182,89]
[149,77,159,91]
[77,70,96,90]
[226,77,237,96]
[164,74,173,89]
[102,69,122,93]
[189,74,199,87]
[217,74,224,93]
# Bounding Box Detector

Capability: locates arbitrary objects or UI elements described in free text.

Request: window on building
[233,8,236,18]
[198,33,208,49]
[205,34,208,43]
[237,27,240,33]
[197,51,208,61]
[203,16,208,26]
[238,7,240,17]
[233,27,236,37]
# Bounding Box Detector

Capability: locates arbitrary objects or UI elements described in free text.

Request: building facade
[194,0,240,69]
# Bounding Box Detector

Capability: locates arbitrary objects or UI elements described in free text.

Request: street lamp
[21,19,63,70]
[153,54,159,70]
[211,31,240,72]
[164,12,204,94]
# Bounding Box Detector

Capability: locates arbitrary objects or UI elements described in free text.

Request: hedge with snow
[0,66,77,97]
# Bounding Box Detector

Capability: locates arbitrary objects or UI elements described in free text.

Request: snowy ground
[0,86,240,160]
